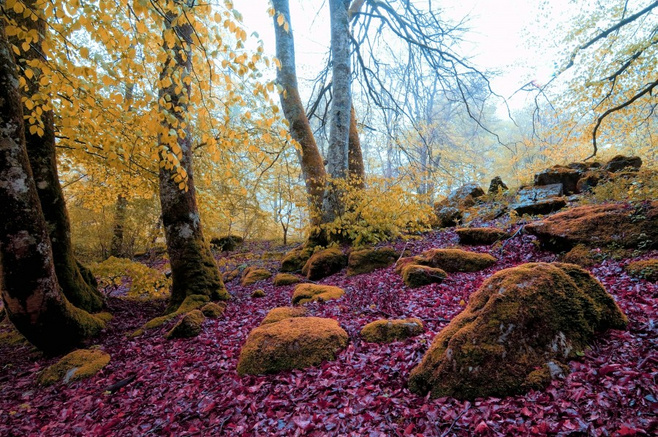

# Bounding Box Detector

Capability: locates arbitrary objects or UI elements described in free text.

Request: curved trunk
[272,0,327,226]
[9,0,103,312]
[348,105,365,187]
[158,7,228,312]
[0,19,105,354]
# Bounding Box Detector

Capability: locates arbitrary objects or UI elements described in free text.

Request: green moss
[237,317,348,375]
[166,310,205,339]
[360,318,424,343]
[38,349,110,386]
[626,258,658,282]
[347,247,398,276]
[261,307,308,325]
[252,289,266,298]
[273,273,303,286]
[132,294,209,337]
[280,247,314,272]
[301,247,348,280]
[240,267,272,286]
[408,262,627,400]
[401,264,447,288]
[292,284,345,305]
[200,302,226,318]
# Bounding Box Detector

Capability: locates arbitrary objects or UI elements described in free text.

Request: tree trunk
[348,105,365,187]
[110,194,128,258]
[0,19,105,354]
[272,0,327,226]
[8,0,104,313]
[323,0,353,222]
[158,7,228,312]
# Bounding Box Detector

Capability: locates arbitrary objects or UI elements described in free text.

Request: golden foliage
[90,257,170,300]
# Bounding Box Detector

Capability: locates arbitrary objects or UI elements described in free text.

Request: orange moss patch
[525,202,658,251]
[455,228,511,246]
[302,247,348,280]
[201,302,226,318]
[261,307,308,325]
[38,349,110,386]
[280,247,314,272]
[626,259,658,282]
[408,262,627,400]
[292,284,345,305]
[166,310,205,339]
[401,264,447,288]
[360,318,424,343]
[240,267,272,286]
[347,247,398,276]
[236,317,349,375]
[273,273,303,286]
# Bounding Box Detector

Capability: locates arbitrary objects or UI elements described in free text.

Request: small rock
[200,302,226,318]
[292,284,345,304]
[166,310,205,339]
[38,349,110,386]
[401,264,447,288]
[488,176,508,194]
[361,318,424,343]
[273,273,302,286]
[241,267,272,286]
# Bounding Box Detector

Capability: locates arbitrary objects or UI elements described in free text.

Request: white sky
[240,0,572,109]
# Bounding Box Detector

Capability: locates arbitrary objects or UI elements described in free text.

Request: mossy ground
[292,284,345,305]
[38,349,110,386]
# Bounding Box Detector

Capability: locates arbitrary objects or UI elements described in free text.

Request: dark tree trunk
[0,19,105,354]
[348,105,365,187]
[158,7,228,312]
[110,194,128,258]
[9,0,103,312]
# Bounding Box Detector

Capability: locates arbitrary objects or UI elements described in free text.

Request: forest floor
[0,218,657,436]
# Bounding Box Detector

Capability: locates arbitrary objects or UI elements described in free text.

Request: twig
[104,374,137,394]
[441,407,469,437]
[500,225,525,250]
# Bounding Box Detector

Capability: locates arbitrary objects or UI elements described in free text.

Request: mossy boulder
[261,307,308,325]
[166,310,205,339]
[560,244,600,267]
[604,155,642,173]
[525,202,658,251]
[397,248,497,273]
[132,294,209,337]
[535,165,582,195]
[433,206,462,228]
[361,318,424,343]
[626,259,658,282]
[456,228,511,246]
[273,273,303,286]
[347,247,398,276]
[201,302,226,318]
[576,169,610,193]
[292,284,345,305]
[280,246,314,272]
[432,184,485,228]
[38,349,110,386]
[251,289,266,298]
[237,317,349,375]
[408,262,627,400]
[240,267,272,286]
[301,247,348,280]
[401,264,447,288]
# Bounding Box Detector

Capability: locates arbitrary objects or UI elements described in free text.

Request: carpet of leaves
[0,227,656,436]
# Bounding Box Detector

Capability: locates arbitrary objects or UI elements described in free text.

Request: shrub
[90,257,170,299]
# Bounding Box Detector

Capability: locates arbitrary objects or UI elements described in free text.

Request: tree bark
[348,105,365,187]
[158,7,228,312]
[0,18,105,354]
[8,0,103,312]
[272,0,327,227]
[110,194,128,258]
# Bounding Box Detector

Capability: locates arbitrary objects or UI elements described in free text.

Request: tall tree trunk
[110,194,127,258]
[348,105,365,187]
[272,0,327,228]
[9,0,103,312]
[158,6,228,312]
[0,18,105,354]
[323,0,353,222]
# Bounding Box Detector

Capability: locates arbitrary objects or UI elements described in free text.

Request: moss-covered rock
[166,310,205,339]
[280,246,314,272]
[456,228,511,246]
[292,284,345,304]
[131,294,209,337]
[240,267,272,286]
[237,317,348,375]
[38,349,110,386]
[252,289,266,298]
[301,247,348,280]
[397,248,497,273]
[604,155,642,173]
[432,184,485,228]
[525,202,658,251]
[401,264,447,288]
[626,259,658,282]
[347,247,398,276]
[210,235,244,252]
[261,307,308,325]
[535,165,582,195]
[408,262,627,400]
[201,302,226,318]
[273,273,303,286]
[360,318,424,343]
[560,244,600,267]
[576,169,610,193]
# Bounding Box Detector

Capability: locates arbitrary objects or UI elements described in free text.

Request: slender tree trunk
[158,7,228,312]
[323,0,353,222]
[0,19,105,354]
[348,105,365,187]
[8,0,103,312]
[272,0,326,227]
[110,194,127,258]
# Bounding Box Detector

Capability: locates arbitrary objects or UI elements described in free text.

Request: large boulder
[510,184,566,216]
[236,317,348,375]
[535,165,582,195]
[347,247,398,276]
[292,284,345,304]
[455,227,511,245]
[397,248,497,273]
[301,247,348,280]
[280,246,314,272]
[525,202,658,251]
[408,263,627,400]
[604,155,642,173]
[401,264,447,288]
[360,318,424,343]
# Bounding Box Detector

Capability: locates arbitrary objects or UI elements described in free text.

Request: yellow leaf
[277,14,284,26]
[79,47,89,58]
